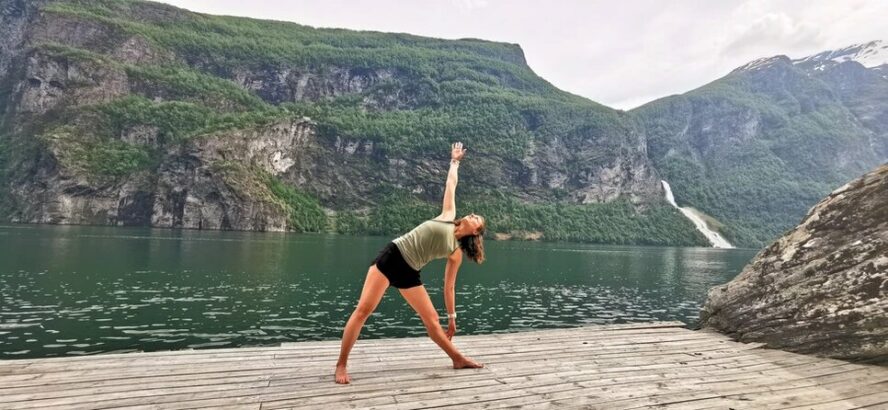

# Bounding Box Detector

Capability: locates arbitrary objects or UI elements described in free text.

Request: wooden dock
[1,321,886,409]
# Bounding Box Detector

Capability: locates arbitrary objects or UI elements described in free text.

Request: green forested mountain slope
[0,0,707,246]
[633,47,887,247]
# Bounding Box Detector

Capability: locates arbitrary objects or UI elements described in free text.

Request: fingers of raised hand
[451,142,466,159]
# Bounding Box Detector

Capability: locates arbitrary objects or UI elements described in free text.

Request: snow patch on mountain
[793,40,888,69]
[731,56,790,74]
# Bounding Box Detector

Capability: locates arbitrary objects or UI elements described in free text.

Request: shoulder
[433,211,456,222]
[448,246,463,261]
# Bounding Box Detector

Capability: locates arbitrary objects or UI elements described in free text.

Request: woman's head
[454,213,486,264]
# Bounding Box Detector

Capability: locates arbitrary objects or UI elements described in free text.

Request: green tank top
[392,220,459,271]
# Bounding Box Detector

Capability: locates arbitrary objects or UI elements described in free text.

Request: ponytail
[458,234,485,264]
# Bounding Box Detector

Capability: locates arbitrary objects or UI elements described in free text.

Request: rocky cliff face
[150,120,317,231]
[699,164,888,363]
[7,118,312,230]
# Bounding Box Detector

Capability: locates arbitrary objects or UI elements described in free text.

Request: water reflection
[0,224,757,359]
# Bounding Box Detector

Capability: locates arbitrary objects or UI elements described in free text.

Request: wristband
[448,312,457,319]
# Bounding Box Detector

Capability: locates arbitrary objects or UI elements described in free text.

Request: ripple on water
[260,325,313,331]
[187,341,232,348]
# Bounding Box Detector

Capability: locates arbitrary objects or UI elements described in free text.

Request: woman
[335,141,487,384]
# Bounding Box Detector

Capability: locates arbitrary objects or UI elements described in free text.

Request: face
[463,213,485,235]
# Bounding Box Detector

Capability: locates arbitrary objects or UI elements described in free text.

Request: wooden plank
[0,322,690,368]
[430,355,880,409]
[456,358,876,409]
[636,376,887,410]
[386,361,870,410]
[2,322,886,410]
[0,335,739,388]
[1,332,713,380]
[259,348,792,409]
[0,342,764,398]
[562,370,888,409]
[5,326,715,372]
[0,341,751,405]
[258,377,507,409]
[776,390,888,410]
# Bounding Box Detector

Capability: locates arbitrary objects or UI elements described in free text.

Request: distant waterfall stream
[661,181,734,248]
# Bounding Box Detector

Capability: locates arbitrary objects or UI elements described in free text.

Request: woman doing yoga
[334,142,486,384]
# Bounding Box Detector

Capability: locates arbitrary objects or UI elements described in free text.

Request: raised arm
[438,142,466,221]
[444,247,463,340]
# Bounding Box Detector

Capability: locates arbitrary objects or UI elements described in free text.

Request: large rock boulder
[699,163,888,364]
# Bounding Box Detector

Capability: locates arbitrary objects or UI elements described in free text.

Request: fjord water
[0,224,757,359]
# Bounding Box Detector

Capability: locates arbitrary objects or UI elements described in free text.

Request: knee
[421,314,441,330]
[353,304,375,320]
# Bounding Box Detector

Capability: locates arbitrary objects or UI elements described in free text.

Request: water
[662,180,734,248]
[0,224,758,359]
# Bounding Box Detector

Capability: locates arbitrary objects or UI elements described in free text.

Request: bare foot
[335,365,351,384]
[453,357,484,369]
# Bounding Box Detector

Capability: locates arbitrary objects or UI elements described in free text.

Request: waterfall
[661,181,734,248]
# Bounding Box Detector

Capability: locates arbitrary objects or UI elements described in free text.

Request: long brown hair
[454,216,486,264]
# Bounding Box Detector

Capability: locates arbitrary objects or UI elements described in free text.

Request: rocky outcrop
[699,164,888,363]
[1,1,34,82]
[15,49,131,116]
[519,123,661,204]
[9,119,322,230]
[150,120,318,231]
[232,66,412,107]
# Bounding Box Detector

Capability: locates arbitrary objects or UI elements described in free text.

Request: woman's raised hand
[451,142,466,161]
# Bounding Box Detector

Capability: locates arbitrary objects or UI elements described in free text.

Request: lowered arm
[444,247,463,331]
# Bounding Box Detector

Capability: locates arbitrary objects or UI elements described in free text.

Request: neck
[454,226,470,240]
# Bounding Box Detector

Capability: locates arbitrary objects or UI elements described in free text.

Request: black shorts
[371,242,422,289]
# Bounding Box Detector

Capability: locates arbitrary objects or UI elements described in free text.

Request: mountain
[632,41,888,248]
[0,0,707,246]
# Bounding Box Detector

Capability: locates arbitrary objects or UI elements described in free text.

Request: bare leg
[335,265,389,384]
[399,285,483,369]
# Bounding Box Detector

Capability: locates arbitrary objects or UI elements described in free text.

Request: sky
[157,0,887,110]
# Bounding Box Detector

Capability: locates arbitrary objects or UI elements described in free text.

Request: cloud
[451,0,489,12]
[721,12,827,57]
